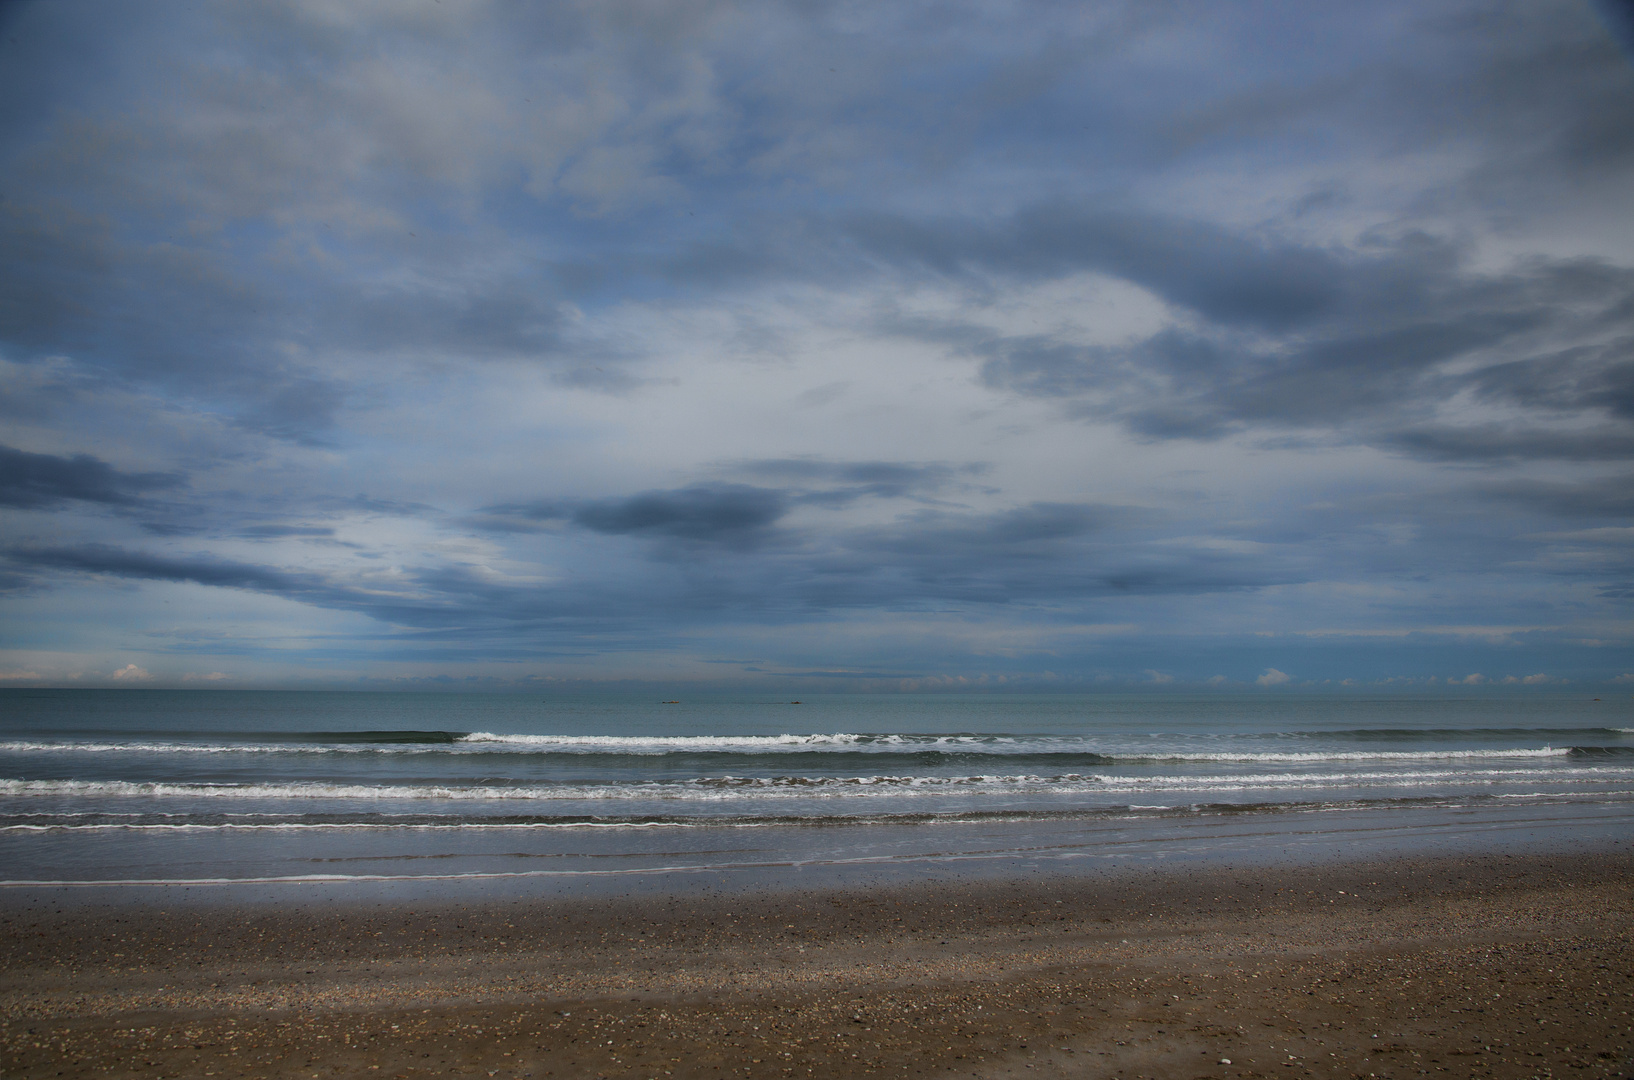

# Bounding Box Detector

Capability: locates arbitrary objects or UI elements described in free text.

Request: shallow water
[2,689,1630,895]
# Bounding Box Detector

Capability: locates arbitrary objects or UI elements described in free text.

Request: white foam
[455,732,1030,753]
[5,765,1632,805]
[1136,748,1573,762]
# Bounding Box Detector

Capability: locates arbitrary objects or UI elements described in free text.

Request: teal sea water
[2,689,1631,894]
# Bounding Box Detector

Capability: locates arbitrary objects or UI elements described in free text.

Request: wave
[1274,726,1634,739]
[3,724,1628,757]
[5,765,1633,803]
[464,731,873,748]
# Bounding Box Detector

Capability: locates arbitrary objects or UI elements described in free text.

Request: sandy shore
[3,851,1631,1079]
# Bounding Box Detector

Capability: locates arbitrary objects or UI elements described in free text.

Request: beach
[4,849,1630,1079]
[7,8,1634,1076]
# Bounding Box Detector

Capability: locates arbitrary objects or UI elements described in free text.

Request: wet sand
[3,850,1631,1079]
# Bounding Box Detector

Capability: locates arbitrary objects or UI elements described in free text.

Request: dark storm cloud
[477,485,792,546]
[6,542,481,629]
[573,485,787,545]
[10,544,316,593]
[478,462,982,539]
[0,444,181,508]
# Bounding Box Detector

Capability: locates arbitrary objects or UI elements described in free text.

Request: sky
[1,0,1633,692]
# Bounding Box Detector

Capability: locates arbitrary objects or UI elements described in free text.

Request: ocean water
[2,689,1631,895]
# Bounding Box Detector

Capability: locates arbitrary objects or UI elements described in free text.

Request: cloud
[1384,425,1634,463]
[12,544,317,594]
[572,485,788,546]
[941,226,1634,449]
[1481,475,1634,519]
[1256,668,1293,686]
[737,459,982,505]
[857,502,1108,554]
[233,376,350,446]
[851,204,1361,330]
[110,663,151,681]
[475,460,983,536]
[8,491,1284,639]
[1467,338,1634,419]
[1598,0,1634,57]
[237,524,337,539]
[0,444,182,509]
[1,1,1632,685]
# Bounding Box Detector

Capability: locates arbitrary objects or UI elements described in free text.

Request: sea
[2,689,1631,899]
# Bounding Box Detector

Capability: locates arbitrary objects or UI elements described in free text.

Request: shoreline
[7,796,1632,904]
[4,849,1632,1078]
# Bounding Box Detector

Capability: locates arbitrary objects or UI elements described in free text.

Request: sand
[2,851,1631,1079]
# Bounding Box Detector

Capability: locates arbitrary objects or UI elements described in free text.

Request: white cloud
[111,663,153,680]
[182,671,232,681]
[1255,668,1292,686]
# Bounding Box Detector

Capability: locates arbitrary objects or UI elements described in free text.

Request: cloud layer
[1,0,1631,687]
